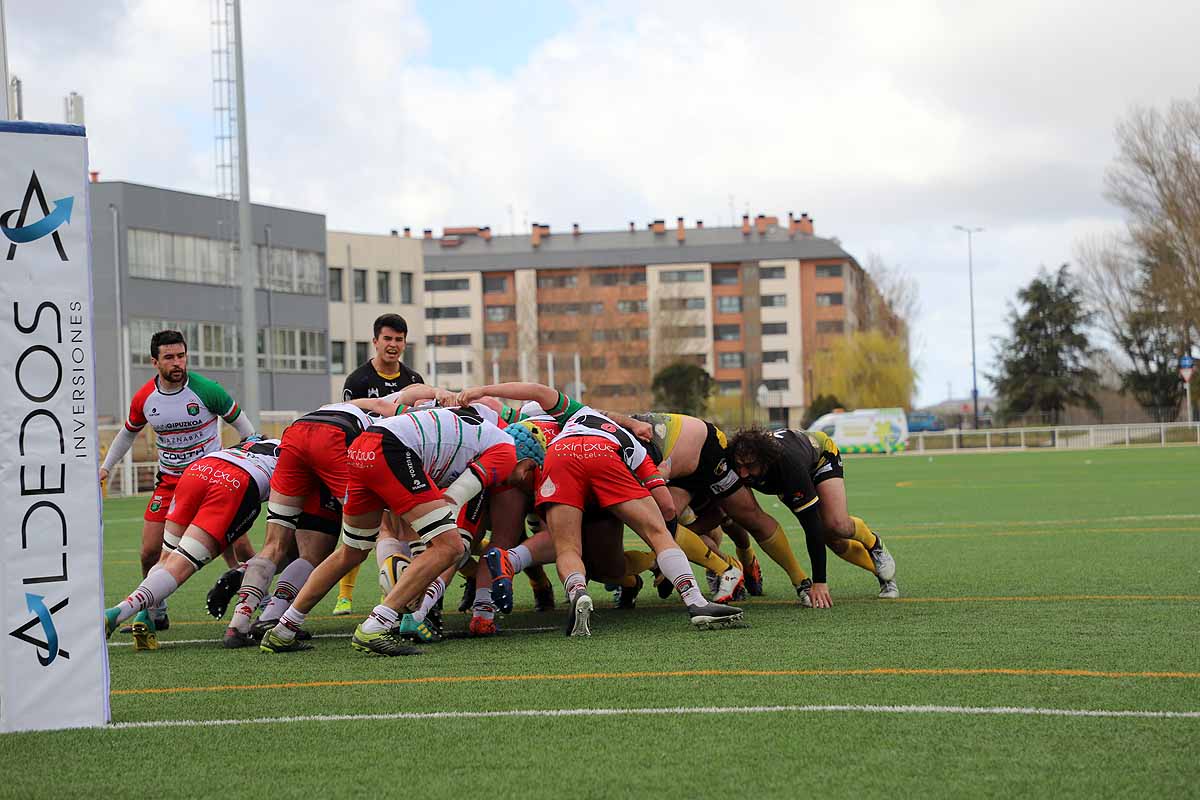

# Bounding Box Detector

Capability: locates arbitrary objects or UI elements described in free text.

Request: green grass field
[3,446,1199,799]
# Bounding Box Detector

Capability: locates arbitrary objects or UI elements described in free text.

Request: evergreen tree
[990,265,1100,424]
[651,362,714,417]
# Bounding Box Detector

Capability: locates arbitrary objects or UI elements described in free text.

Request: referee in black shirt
[332,313,423,615]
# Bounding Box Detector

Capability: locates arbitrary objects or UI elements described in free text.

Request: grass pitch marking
[106,703,1200,730]
[111,666,1200,697]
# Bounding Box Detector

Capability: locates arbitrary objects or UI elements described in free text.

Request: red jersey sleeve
[634,454,666,490]
[125,379,156,432]
[468,442,518,490]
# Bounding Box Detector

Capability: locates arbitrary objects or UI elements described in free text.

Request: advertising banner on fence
[0,121,109,732]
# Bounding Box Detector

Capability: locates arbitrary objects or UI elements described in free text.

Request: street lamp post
[954,225,984,429]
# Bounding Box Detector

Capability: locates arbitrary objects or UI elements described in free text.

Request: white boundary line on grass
[108,704,1200,730]
[107,628,560,647]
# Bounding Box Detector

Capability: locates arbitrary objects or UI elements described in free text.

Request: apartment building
[326,230,424,400]
[416,213,876,425]
[90,180,331,422]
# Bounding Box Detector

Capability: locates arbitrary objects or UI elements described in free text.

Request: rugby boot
[743,555,765,596]
[706,570,721,595]
[687,601,745,630]
[151,609,170,631]
[795,578,814,609]
[878,578,900,599]
[713,566,745,605]
[484,547,516,614]
[130,611,158,651]
[458,577,477,613]
[468,613,498,637]
[868,536,896,581]
[652,569,674,599]
[351,624,422,656]
[332,596,353,616]
[103,607,121,639]
[259,629,314,654]
[399,613,443,643]
[532,581,555,612]
[426,602,445,637]
[206,566,244,618]
[250,619,312,641]
[613,575,643,609]
[222,627,257,649]
[564,591,594,637]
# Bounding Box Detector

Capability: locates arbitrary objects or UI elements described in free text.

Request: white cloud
[7,0,1197,405]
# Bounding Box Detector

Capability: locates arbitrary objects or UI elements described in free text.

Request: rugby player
[727,428,899,607]
[334,314,424,617]
[103,436,280,650]
[457,382,744,635]
[99,329,256,630]
[221,401,376,647]
[259,406,536,656]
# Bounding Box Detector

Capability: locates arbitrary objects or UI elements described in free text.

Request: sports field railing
[96,415,1200,496]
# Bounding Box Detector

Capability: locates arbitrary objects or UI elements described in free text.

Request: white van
[808,408,909,454]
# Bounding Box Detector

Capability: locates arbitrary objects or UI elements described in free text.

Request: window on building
[660,297,705,311]
[816,292,844,307]
[760,294,786,307]
[537,274,578,289]
[376,271,392,304]
[486,305,515,322]
[539,330,579,344]
[331,340,346,374]
[483,275,507,293]
[762,350,789,364]
[354,341,370,366]
[428,333,472,346]
[712,268,738,286]
[660,269,705,283]
[618,355,649,369]
[426,305,471,320]
[328,267,344,302]
[435,361,465,375]
[617,299,647,313]
[256,245,324,294]
[762,322,788,336]
[592,328,646,342]
[593,384,642,397]
[815,263,844,278]
[298,330,328,373]
[590,270,645,286]
[353,269,368,302]
[816,319,845,333]
[664,325,706,339]
[425,278,471,292]
[717,380,742,395]
[484,332,509,350]
[717,296,743,313]
[768,407,788,424]
[718,352,744,369]
[399,272,414,304]
[127,229,324,295]
[675,353,708,367]
[763,379,790,391]
[760,266,786,280]
[583,356,607,369]
[713,324,740,341]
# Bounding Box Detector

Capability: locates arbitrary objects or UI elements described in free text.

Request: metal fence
[908,421,1200,453]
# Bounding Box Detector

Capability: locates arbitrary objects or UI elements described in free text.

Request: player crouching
[104,437,281,650]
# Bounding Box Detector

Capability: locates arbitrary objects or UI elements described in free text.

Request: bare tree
[1104,90,1200,330]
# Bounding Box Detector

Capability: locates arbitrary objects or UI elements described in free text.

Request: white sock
[413,578,446,623]
[564,571,587,601]
[473,601,495,620]
[230,555,275,633]
[657,547,706,606]
[362,604,400,634]
[508,544,534,573]
[473,584,493,607]
[260,558,314,623]
[274,606,307,641]
[116,567,179,623]
[376,538,408,567]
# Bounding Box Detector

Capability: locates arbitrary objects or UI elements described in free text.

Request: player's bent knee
[342,523,381,551]
[267,502,303,532]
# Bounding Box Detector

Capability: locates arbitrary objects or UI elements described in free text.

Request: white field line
[884,513,1200,530]
[107,627,559,647]
[107,703,1200,730]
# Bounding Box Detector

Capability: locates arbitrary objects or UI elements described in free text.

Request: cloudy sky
[6,0,1198,406]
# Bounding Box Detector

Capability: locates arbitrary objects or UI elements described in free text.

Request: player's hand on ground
[98,466,109,483]
[809,582,833,609]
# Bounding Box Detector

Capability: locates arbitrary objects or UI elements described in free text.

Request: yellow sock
[338,564,360,601]
[676,525,733,573]
[736,545,757,569]
[849,516,879,550]
[835,539,876,574]
[623,549,657,577]
[760,525,810,586]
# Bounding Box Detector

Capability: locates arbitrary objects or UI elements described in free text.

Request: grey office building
[89,181,331,422]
